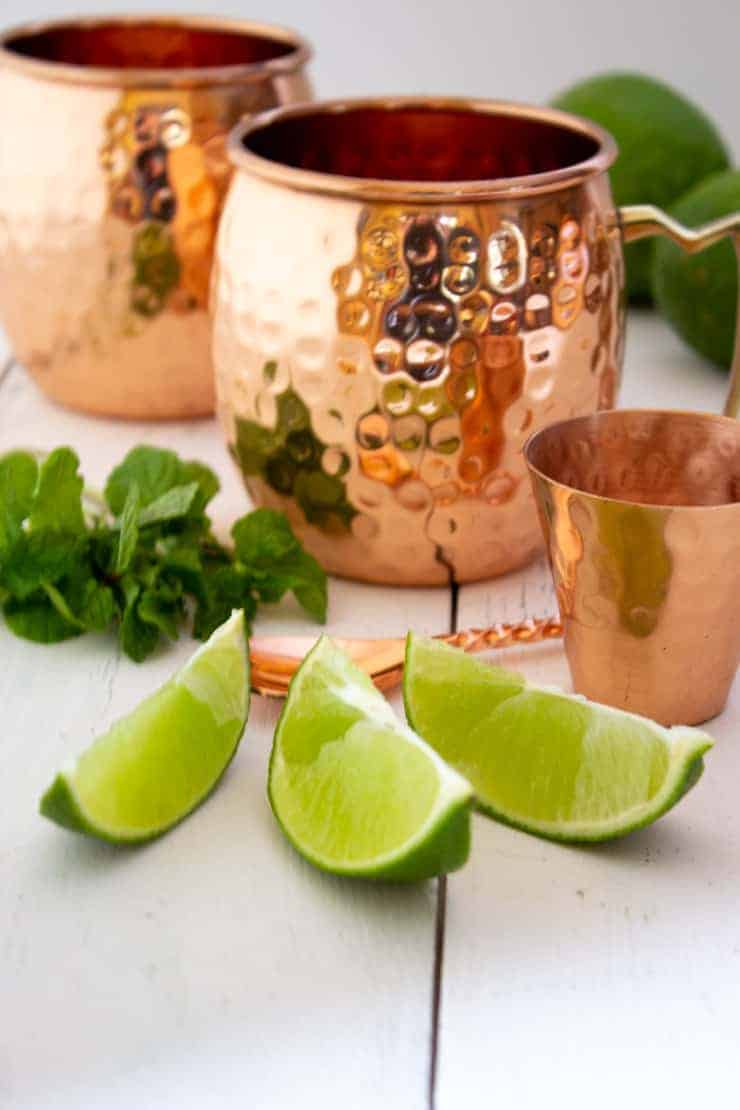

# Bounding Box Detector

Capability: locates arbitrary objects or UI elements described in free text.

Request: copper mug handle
[620,205,740,418]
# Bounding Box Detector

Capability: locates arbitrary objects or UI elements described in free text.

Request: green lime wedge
[268,636,473,881]
[40,611,250,843]
[403,634,713,843]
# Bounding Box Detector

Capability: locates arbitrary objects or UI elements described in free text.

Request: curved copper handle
[619,204,740,419]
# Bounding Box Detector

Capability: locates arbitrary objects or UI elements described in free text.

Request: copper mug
[525,409,740,725]
[0,15,312,419]
[212,97,739,585]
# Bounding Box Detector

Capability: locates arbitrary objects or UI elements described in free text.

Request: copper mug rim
[524,408,740,512]
[0,14,312,89]
[227,95,618,202]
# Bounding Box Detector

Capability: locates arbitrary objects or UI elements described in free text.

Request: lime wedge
[268,636,473,880]
[403,634,713,843]
[40,611,250,843]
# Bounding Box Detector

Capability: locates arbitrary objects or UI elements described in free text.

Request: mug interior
[4,20,297,71]
[526,410,740,508]
[243,103,601,183]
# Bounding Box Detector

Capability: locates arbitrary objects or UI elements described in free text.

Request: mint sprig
[0,445,327,661]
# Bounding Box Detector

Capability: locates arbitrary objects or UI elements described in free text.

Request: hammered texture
[527,410,740,723]
[214,170,625,584]
[0,65,311,419]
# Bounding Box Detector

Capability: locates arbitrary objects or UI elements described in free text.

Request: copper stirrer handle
[438,616,563,654]
[366,617,565,692]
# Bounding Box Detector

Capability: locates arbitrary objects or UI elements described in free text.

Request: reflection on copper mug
[212,97,740,585]
[526,410,740,725]
[0,16,312,418]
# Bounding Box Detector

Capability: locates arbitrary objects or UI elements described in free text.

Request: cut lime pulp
[268,636,473,881]
[403,634,713,843]
[40,610,250,843]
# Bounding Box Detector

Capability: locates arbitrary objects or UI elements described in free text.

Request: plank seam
[428,875,447,1109]
[427,579,458,1108]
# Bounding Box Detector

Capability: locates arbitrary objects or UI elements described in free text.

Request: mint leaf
[0,531,81,599]
[115,482,140,574]
[283,550,328,623]
[120,611,160,661]
[30,557,115,637]
[89,527,117,579]
[0,451,37,552]
[159,544,204,596]
[231,509,327,622]
[42,581,86,630]
[193,565,256,641]
[179,461,219,513]
[78,581,116,631]
[119,580,160,662]
[232,508,300,567]
[252,548,327,622]
[137,482,199,527]
[138,582,183,640]
[105,446,181,513]
[106,448,216,520]
[29,448,85,535]
[1,442,328,661]
[3,593,80,643]
[59,561,117,632]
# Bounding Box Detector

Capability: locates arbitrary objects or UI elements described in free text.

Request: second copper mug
[212,98,740,585]
[0,15,312,418]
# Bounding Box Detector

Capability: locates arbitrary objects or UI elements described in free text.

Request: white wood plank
[620,308,729,413]
[440,312,740,1109]
[0,367,451,1109]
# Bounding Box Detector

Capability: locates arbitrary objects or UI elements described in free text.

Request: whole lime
[551,73,730,302]
[652,169,739,369]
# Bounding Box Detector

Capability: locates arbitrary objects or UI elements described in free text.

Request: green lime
[268,636,473,880]
[552,72,730,302]
[40,611,250,843]
[652,168,740,368]
[403,634,713,843]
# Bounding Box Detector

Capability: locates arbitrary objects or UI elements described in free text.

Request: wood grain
[0,367,451,1109]
[1,312,737,1109]
[437,312,739,1110]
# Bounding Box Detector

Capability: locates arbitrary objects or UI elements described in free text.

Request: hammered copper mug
[0,15,312,418]
[212,97,739,585]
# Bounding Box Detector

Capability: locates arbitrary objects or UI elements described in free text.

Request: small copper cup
[525,409,740,725]
[0,15,312,418]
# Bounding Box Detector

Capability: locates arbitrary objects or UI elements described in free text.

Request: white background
[1,0,739,158]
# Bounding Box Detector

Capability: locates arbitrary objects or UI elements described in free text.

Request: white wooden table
[1,313,737,1110]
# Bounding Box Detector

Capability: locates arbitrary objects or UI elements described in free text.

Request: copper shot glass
[0,15,312,419]
[525,408,740,725]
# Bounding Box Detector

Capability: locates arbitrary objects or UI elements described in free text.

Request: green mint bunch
[0,445,327,662]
